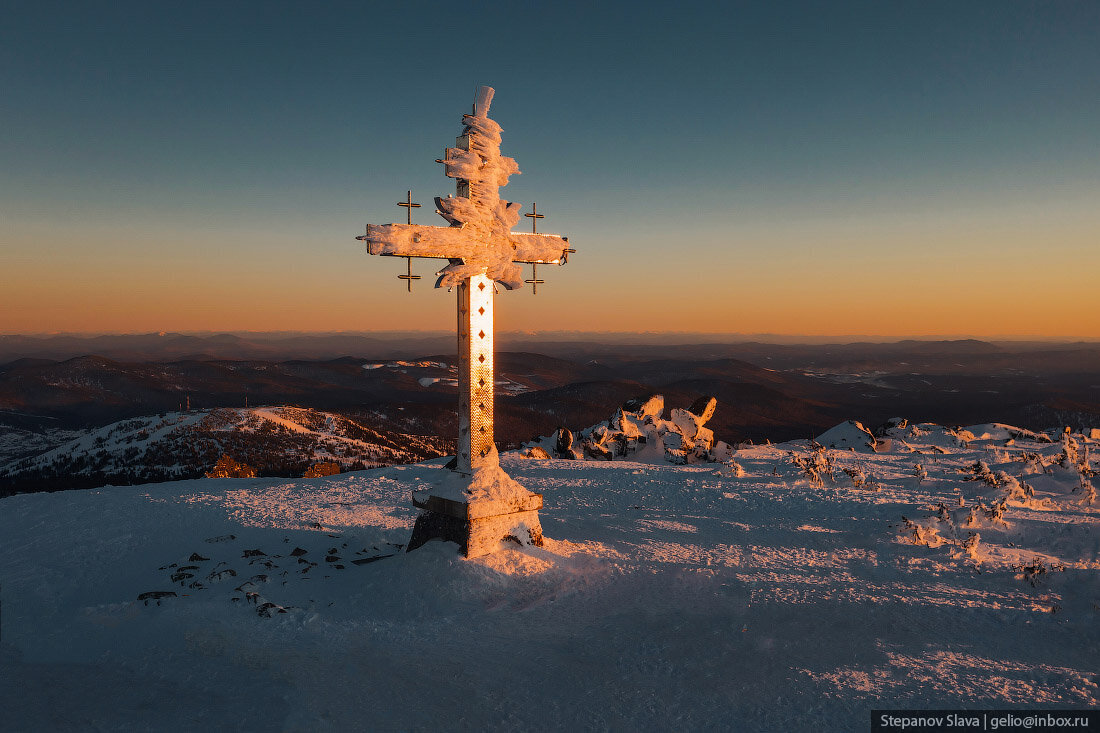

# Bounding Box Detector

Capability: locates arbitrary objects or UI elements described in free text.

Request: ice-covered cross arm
[356,86,571,290]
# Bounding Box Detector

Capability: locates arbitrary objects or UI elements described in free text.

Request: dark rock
[205,454,257,479]
[555,428,574,458]
[688,396,717,426]
[584,441,613,461]
[522,446,551,460]
[325,555,340,563]
[622,395,664,421]
[204,534,236,543]
[242,549,266,558]
[290,547,308,556]
[137,590,177,606]
[207,568,237,582]
[303,461,340,478]
[351,553,396,565]
[188,552,210,562]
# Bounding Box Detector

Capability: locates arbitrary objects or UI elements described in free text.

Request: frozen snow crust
[1,421,1098,730]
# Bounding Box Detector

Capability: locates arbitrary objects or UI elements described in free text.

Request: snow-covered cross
[356,86,572,476]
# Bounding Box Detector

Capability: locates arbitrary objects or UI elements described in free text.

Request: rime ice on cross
[358,86,570,474]
[356,86,572,557]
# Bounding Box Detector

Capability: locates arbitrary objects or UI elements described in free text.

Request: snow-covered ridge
[815,418,1056,454]
[0,406,450,492]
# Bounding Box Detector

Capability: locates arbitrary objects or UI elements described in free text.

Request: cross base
[407,478,543,558]
[407,507,544,558]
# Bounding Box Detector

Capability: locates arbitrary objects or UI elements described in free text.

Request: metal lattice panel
[457,275,494,472]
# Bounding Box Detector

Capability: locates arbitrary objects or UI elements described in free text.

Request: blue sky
[2,1,1098,337]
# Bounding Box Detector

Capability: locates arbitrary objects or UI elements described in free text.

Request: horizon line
[2,330,1099,346]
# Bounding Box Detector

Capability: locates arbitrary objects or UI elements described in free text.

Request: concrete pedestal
[407,489,544,558]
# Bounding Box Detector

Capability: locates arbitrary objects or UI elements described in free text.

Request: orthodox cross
[525,202,544,232]
[395,191,422,291]
[356,86,572,474]
[524,203,546,293]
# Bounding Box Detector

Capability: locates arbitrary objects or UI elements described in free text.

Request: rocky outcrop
[205,454,257,479]
[303,461,341,478]
[520,394,734,465]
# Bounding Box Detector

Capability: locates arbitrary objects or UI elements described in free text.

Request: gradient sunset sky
[2,1,1097,339]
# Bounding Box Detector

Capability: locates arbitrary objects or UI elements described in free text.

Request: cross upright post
[356,86,574,557]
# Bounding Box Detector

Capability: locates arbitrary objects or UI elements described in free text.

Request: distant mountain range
[4,331,1099,365]
[2,337,1098,495]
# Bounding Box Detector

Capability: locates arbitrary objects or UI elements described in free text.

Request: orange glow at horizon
[3,193,1099,341]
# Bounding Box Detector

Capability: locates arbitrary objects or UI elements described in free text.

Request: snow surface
[2,424,1098,730]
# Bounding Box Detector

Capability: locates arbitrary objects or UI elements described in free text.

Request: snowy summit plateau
[1,409,1098,729]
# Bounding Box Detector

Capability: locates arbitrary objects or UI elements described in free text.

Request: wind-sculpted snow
[1,420,1097,729]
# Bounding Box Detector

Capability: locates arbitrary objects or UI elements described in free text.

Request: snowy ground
[1,426,1097,731]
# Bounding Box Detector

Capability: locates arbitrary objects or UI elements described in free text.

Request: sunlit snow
[1,421,1097,729]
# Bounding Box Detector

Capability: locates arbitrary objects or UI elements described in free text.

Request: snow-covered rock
[519,394,732,465]
[965,423,1053,443]
[815,420,877,452]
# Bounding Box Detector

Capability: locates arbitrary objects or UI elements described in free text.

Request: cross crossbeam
[356,87,572,293]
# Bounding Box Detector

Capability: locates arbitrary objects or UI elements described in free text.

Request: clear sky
[2,1,1098,339]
